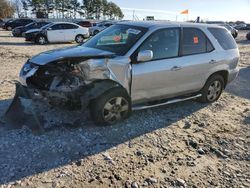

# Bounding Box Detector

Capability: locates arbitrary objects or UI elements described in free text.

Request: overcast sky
[111,0,250,22]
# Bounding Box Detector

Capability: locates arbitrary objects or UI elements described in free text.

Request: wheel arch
[206,70,229,88]
[81,79,130,108]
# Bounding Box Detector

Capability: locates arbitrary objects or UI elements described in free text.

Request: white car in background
[25,22,90,45]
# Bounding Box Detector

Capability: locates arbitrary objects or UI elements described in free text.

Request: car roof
[52,22,77,25]
[119,21,224,29]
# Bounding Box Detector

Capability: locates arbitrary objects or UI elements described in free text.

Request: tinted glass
[78,21,91,27]
[41,23,53,30]
[84,24,148,56]
[104,23,113,27]
[64,24,78,29]
[182,28,208,55]
[51,24,64,30]
[139,28,180,60]
[208,28,237,50]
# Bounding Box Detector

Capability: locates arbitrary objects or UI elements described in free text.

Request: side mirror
[137,50,153,62]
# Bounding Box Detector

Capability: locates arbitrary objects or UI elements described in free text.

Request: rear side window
[182,28,214,56]
[208,28,237,50]
[64,24,78,29]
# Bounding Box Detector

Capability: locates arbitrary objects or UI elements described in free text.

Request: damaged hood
[30,46,116,66]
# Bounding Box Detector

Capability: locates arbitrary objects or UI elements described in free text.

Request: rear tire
[90,88,131,126]
[247,34,250,40]
[35,35,47,45]
[93,30,99,35]
[198,74,225,103]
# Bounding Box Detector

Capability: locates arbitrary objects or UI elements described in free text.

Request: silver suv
[17,21,240,125]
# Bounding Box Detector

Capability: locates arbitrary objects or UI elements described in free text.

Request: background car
[26,22,89,45]
[75,20,97,28]
[89,21,115,36]
[234,23,247,30]
[0,19,5,28]
[220,24,238,38]
[3,18,34,31]
[246,32,250,40]
[12,21,50,37]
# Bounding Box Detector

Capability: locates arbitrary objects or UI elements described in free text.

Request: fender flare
[80,80,130,108]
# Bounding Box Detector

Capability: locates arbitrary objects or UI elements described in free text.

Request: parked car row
[1,18,117,45]
[3,18,34,31]
[234,24,250,30]
[12,21,50,37]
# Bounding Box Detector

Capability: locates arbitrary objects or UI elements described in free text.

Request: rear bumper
[228,68,239,84]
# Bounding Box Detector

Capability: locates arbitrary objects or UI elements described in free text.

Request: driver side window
[139,28,180,61]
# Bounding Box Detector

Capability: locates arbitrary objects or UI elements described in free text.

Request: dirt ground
[0,29,249,188]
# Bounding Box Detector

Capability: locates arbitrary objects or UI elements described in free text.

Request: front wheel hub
[103,97,129,123]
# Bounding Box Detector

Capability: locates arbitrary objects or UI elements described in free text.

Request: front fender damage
[17,56,132,109]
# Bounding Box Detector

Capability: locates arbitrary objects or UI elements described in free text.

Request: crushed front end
[17,59,95,109]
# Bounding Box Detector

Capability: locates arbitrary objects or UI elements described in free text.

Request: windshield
[41,23,54,30]
[25,22,35,28]
[83,24,148,56]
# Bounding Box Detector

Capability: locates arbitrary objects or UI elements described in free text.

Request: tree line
[0,0,15,18]
[1,0,124,20]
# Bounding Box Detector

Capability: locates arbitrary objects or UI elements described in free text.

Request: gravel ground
[0,29,249,188]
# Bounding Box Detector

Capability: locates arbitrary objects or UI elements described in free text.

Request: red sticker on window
[193,37,199,44]
[113,35,121,42]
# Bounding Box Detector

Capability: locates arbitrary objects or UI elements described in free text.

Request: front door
[47,24,65,42]
[131,28,182,103]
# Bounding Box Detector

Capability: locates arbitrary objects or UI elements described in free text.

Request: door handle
[171,66,182,71]
[209,59,217,64]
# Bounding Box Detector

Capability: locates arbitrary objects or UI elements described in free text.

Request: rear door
[177,27,216,93]
[63,23,79,41]
[47,24,65,42]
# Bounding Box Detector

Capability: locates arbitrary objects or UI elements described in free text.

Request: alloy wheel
[76,35,84,43]
[102,97,129,123]
[38,36,46,45]
[207,80,222,102]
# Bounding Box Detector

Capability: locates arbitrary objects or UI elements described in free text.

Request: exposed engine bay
[17,55,131,109]
[27,61,86,92]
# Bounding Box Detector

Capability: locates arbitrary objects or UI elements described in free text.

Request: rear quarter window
[208,28,237,50]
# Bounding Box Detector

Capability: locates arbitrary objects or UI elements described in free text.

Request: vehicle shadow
[0,97,207,184]
[226,66,250,100]
[0,35,13,38]
[0,42,34,46]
